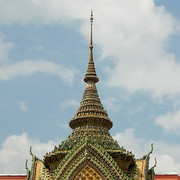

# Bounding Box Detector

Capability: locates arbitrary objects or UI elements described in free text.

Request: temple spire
[89,10,93,60]
[70,11,112,130]
[84,10,99,83]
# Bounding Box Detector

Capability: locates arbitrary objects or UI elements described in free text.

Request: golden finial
[90,10,93,25]
[70,10,113,131]
[90,10,93,51]
[83,10,99,84]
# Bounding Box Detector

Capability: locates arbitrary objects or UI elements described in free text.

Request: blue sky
[0,0,180,174]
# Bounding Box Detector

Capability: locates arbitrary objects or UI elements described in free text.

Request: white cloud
[102,96,121,111]
[0,0,87,25]
[113,129,146,158]
[87,1,180,99]
[0,1,180,99]
[127,105,144,115]
[18,101,28,112]
[150,141,180,173]
[60,99,79,108]
[0,133,59,173]
[1,131,179,174]
[155,109,180,134]
[0,33,14,63]
[107,55,180,99]
[2,0,180,100]
[113,128,180,173]
[58,123,69,129]
[0,60,77,84]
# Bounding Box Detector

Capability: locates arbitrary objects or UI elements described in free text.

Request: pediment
[52,139,133,180]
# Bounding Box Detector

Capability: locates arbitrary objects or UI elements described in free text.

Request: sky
[0,0,180,175]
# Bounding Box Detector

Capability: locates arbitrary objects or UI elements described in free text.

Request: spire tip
[90,10,93,24]
[84,10,99,84]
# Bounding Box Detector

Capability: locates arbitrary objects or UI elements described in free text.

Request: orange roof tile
[0,175,26,180]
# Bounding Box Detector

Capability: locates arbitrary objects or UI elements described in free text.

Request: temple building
[27,12,156,180]
[1,173,180,180]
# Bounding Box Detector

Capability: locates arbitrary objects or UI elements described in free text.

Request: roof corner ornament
[25,159,31,179]
[30,146,35,161]
[151,157,157,170]
[148,143,153,157]
[144,143,155,180]
[148,157,157,180]
[30,146,40,162]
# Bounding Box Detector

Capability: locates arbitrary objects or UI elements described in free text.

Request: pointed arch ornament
[53,139,131,180]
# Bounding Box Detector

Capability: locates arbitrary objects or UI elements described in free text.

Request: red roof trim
[155,174,180,180]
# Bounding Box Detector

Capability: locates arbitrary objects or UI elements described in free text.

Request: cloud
[151,141,180,173]
[127,105,144,115]
[113,129,146,158]
[0,1,179,99]
[0,133,59,173]
[155,109,180,134]
[113,128,180,173]
[58,123,69,129]
[1,131,180,174]
[0,29,77,84]
[1,0,179,100]
[60,99,79,108]
[18,101,28,112]
[88,1,180,99]
[0,60,77,84]
[107,54,180,99]
[0,0,86,25]
[102,96,121,111]
[0,33,14,63]
[154,155,180,174]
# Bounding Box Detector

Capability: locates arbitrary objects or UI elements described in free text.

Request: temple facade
[27,12,155,180]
